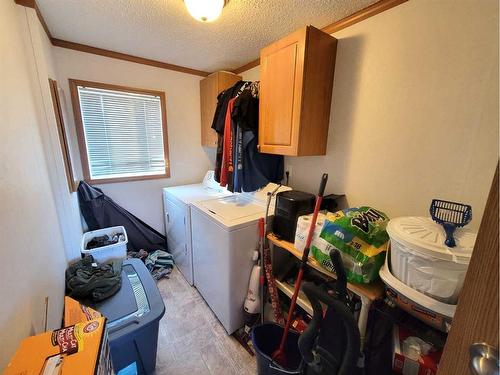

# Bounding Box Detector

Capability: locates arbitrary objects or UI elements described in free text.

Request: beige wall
[243,0,499,230]
[53,49,216,234]
[23,9,83,261]
[0,3,68,369]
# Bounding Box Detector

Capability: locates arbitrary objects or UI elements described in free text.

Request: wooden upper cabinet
[259,26,337,156]
[200,71,241,147]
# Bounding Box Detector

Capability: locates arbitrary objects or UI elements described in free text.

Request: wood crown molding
[15,0,52,38]
[232,0,408,75]
[322,0,408,34]
[52,39,209,77]
[233,58,261,75]
[14,0,210,77]
[15,0,407,77]
[14,0,35,7]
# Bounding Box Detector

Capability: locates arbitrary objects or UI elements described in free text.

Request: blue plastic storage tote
[92,259,166,374]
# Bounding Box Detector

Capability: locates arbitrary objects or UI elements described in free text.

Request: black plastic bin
[91,259,166,374]
[251,323,304,375]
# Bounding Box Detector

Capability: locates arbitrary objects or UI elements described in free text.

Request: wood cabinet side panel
[299,27,337,155]
[217,72,242,93]
[200,73,218,147]
[200,72,241,147]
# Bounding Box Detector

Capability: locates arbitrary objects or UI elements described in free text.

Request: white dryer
[191,183,291,334]
[163,171,232,285]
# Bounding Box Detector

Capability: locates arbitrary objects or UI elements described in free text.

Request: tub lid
[387,217,476,263]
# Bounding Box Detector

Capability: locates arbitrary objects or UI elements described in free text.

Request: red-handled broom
[271,173,328,367]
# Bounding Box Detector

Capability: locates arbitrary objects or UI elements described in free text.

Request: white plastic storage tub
[379,250,456,332]
[81,226,128,263]
[387,217,476,305]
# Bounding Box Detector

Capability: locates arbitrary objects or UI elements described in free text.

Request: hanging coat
[220,98,237,190]
[212,81,246,182]
[232,88,284,191]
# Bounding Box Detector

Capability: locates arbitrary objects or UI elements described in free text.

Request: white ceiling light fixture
[184,0,227,22]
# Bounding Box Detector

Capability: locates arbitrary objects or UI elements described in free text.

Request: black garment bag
[77,181,167,253]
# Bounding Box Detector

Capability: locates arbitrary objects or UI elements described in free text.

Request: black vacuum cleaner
[252,248,361,375]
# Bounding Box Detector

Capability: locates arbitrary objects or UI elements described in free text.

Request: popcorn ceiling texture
[37,0,377,73]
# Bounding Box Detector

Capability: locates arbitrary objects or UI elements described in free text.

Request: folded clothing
[66,255,122,302]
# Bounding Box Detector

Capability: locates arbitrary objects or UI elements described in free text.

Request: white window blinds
[77,85,167,180]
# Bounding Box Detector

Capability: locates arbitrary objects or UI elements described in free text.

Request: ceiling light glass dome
[184,0,226,22]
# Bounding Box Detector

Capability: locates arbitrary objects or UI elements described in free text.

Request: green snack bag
[312,206,390,283]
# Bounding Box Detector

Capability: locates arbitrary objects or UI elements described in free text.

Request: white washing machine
[163,171,232,285]
[191,183,291,334]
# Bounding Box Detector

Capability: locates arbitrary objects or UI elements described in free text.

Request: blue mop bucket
[251,323,304,375]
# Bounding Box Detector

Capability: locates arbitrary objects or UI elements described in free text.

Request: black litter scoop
[430,199,472,247]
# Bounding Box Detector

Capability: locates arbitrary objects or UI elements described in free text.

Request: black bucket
[251,323,304,375]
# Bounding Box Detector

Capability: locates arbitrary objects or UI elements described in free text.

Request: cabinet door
[437,165,498,375]
[200,74,219,147]
[259,28,306,155]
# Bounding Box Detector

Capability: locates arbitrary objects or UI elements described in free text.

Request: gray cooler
[92,258,166,374]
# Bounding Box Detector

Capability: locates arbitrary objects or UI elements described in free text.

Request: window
[69,79,170,184]
[49,79,76,192]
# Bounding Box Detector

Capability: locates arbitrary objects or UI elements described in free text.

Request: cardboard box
[64,296,102,326]
[4,318,106,375]
[392,325,442,375]
[63,297,114,375]
[4,298,114,375]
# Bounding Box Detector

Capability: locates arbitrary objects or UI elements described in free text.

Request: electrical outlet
[285,165,293,185]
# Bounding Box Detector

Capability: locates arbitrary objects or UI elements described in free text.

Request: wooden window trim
[49,79,77,192]
[69,79,171,185]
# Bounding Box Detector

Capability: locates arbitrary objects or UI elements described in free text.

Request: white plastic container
[387,217,476,304]
[81,226,128,263]
[379,250,456,332]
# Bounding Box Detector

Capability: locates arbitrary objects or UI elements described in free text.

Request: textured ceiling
[37,0,378,73]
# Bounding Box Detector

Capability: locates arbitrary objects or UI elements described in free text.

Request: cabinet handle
[166,213,169,223]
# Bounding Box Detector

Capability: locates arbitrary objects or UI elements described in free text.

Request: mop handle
[259,218,265,324]
[301,173,327,263]
[301,197,323,264]
[259,218,265,286]
[278,174,328,352]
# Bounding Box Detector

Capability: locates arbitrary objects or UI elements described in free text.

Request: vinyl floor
[155,266,257,375]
